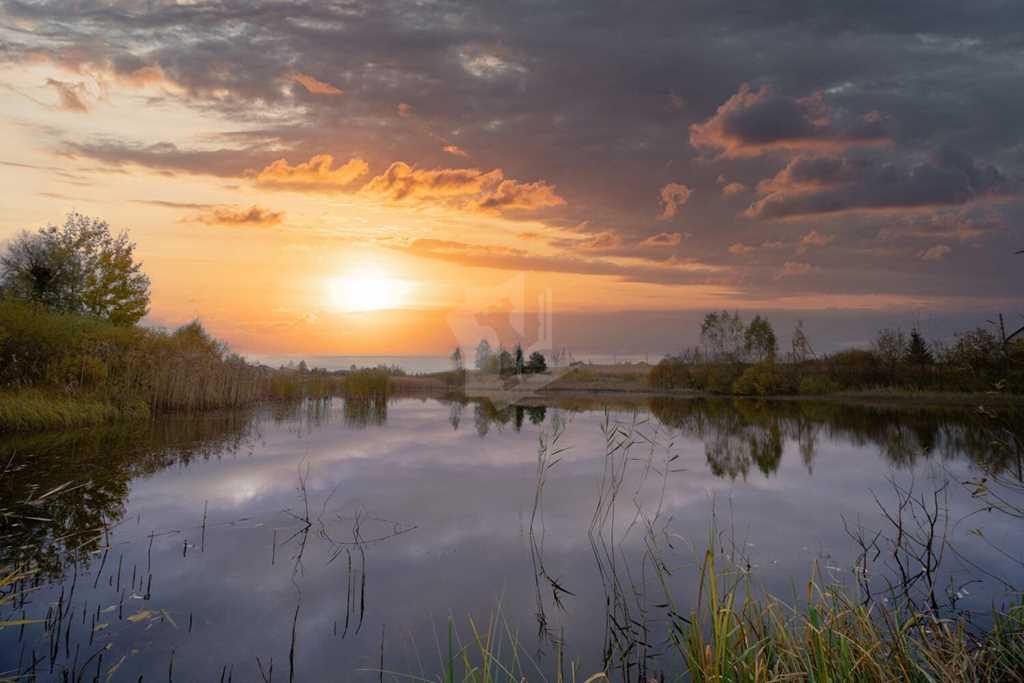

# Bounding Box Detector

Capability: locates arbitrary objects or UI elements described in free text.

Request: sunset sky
[1,1,1021,358]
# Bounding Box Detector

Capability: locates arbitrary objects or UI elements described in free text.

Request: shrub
[732,361,787,396]
[648,357,690,390]
[826,349,884,388]
[798,375,841,395]
[706,364,741,394]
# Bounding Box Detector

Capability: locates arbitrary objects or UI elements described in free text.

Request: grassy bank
[0,300,391,432]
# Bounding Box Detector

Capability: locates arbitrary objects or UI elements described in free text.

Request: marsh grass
[0,390,148,431]
[343,368,390,399]
[656,546,1024,682]
[0,300,389,431]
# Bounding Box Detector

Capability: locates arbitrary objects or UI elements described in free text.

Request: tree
[526,351,547,373]
[475,339,492,370]
[451,346,464,371]
[744,315,778,362]
[700,310,746,361]
[906,328,934,368]
[789,320,815,362]
[874,328,907,375]
[513,344,525,375]
[497,347,514,376]
[0,212,150,325]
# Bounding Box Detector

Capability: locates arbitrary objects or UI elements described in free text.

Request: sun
[327,268,413,312]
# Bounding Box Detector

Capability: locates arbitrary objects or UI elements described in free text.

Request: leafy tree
[526,351,547,373]
[513,344,525,375]
[744,315,778,362]
[451,346,464,371]
[906,328,934,368]
[700,310,746,361]
[475,339,491,370]
[0,213,150,325]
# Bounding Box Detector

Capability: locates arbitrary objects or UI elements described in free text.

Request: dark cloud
[690,84,888,157]
[3,0,1023,302]
[746,148,1013,219]
[61,140,277,177]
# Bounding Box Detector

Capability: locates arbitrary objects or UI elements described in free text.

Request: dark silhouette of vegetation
[650,311,1024,397]
[527,351,547,373]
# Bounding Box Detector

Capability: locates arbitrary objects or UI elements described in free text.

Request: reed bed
[0,300,388,431]
[654,546,1024,682]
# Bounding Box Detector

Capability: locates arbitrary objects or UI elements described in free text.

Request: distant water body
[247,353,664,373]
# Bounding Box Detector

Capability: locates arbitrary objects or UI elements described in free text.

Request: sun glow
[327,268,413,312]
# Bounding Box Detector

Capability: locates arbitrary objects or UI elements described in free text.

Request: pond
[1,396,1022,681]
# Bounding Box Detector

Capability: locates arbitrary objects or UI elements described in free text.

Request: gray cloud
[3,0,1023,302]
[747,148,1013,219]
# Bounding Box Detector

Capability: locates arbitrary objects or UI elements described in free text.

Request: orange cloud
[728,243,755,255]
[722,182,746,197]
[361,162,564,213]
[291,72,343,95]
[361,162,502,201]
[193,205,285,227]
[398,102,413,117]
[443,144,468,157]
[255,154,368,191]
[640,232,684,247]
[658,182,691,220]
[796,229,834,254]
[474,179,565,213]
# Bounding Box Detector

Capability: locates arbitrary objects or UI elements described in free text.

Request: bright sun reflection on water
[327,268,413,312]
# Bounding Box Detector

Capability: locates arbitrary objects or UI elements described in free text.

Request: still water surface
[1,397,1021,680]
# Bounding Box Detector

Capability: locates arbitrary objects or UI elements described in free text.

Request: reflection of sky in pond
[1,398,1021,680]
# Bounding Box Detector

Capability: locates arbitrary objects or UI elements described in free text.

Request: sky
[0,0,1021,357]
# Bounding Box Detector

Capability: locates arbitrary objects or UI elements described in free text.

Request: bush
[706,364,741,394]
[648,357,690,390]
[798,375,841,395]
[826,349,884,388]
[732,361,787,396]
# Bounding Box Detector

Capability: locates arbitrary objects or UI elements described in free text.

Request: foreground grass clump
[423,544,1024,682]
[0,390,148,431]
[666,548,1024,682]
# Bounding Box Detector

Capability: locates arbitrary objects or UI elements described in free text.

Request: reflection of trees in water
[648,397,1024,478]
[448,401,463,430]
[442,398,549,437]
[342,397,387,428]
[0,412,258,579]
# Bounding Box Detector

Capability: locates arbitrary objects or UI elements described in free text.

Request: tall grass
[0,300,381,430]
[656,545,1024,682]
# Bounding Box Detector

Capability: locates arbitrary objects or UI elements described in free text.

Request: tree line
[449,340,549,376]
[650,310,1024,396]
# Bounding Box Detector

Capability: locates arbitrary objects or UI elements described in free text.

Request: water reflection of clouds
[2,398,1021,681]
